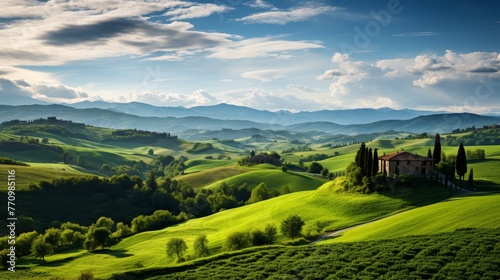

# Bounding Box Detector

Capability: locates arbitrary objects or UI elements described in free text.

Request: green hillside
[13,180,456,279]
[0,164,90,190]
[204,169,328,192]
[319,193,500,243]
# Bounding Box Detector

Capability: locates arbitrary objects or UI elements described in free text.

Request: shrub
[225,232,251,251]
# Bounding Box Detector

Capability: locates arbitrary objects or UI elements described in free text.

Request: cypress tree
[468,168,474,189]
[366,148,373,177]
[358,143,366,175]
[433,134,441,165]
[427,149,432,158]
[456,143,467,186]
[372,148,379,176]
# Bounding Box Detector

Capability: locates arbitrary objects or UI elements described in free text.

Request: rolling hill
[318,193,500,243]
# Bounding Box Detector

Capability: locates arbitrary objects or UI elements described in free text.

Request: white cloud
[116,90,221,107]
[163,3,232,20]
[237,3,340,25]
[241,69,288,82]
[208,37,323,59]
[317,51,500,111]
[245,0,274,9]
[316,69,345,80]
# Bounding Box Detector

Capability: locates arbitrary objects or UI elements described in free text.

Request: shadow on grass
[93,249,134,258]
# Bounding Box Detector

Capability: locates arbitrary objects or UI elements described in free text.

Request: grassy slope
[204,169,328,192]
[0,164,89,190]
[176,166,250,189]
[320,193,500,243]
[19,179,456,279]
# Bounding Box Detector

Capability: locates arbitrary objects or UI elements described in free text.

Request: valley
[0,107,499,279]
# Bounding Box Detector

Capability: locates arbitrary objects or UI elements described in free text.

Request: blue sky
[0,0,499,112]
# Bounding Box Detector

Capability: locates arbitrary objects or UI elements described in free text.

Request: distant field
[0,164,89,190]
[204,169,328,192]
[319,193,500,244]
[17,180,456,279]
[176,166,250,189]
[183,159,235,174]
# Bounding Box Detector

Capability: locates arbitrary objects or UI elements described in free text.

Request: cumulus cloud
[317,50,500,111]
[237,3,340,25]
[30,84,88,99]
[316,69,345,80]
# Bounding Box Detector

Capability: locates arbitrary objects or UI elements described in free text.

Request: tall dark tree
[456,143,467,187]
[366,148,373,177]
[356,142,366,174]
[250,150,255,157]
[433,134,441,165]
[468,168,474,189]
[145,170,158,190]
[372,148,379,176]
[427,149,432,158]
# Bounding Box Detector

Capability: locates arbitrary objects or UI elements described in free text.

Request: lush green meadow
[204,169,328,192]
[1,123,500,279]
[117,228,500,280]
[318,193,500,244]
[7,180,456,279]
[0,164,87,190]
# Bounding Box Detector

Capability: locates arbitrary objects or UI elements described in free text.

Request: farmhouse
[378,151,434,177]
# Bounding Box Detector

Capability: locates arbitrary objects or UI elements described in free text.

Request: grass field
[12,179,456,279]
[204,169,328,192]
[0,164,89,190]
[176,166,250,189]
[318,193,500,244]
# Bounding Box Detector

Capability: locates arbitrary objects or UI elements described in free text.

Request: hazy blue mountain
[1,105,498,135]
[0,94,49,106]
[67,101,443,125]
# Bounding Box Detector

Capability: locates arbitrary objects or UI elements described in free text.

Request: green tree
[145,170,158,190]
[251,229,268,246]
[43,228,61,247]
[281,214,305,240]
[148,148,154,156]
[166,238,188,260]
[456,143,467,187]
[427,149,432,158]
[433,134,442,165]
[366,148,373,177]
[225,232,251,251]
[247,182,272,204]
[308,162,323,174]
[372,148,379,176]
[281,165,288,172]
[264,223,278,244]
[83,225,114,251]
[95,216,115,231]
[31,236,53,262]
[193,234,210,258]
[320,168,329,177]
[468,168,474,189]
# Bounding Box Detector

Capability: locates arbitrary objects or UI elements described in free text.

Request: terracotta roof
[378,151,434,161]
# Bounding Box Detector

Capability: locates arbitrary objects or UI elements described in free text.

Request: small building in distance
[378,151,434,177]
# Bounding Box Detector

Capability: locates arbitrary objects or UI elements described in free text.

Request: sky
[0,0,499,113]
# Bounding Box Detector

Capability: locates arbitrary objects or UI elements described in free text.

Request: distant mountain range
[66,101,445,125]
[1,104,499,137]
